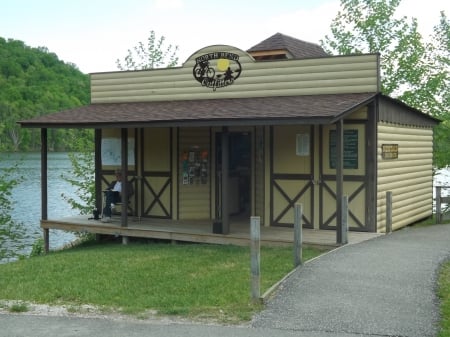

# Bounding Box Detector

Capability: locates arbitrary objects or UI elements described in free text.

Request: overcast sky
[1,0,448,73]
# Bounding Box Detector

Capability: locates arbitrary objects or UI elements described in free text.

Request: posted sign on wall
[329,129,359,169]
[381,144,399,159]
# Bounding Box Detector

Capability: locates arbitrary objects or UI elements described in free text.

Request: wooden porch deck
[42,215,382,248]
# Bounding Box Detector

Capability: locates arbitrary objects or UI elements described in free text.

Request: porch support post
[336,119,344,244]
[41,128,49,253]
[121,128,129,230]
[221,128,230,234]
[366,101,377,231]
[95,129,102,212]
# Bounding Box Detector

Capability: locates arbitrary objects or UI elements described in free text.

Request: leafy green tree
[61,151,95,215]
[116,30,179,70]
[61,131,95,215]
[0,157,26,261]
[321,0,449,167]
[428,12,450,168]
[0,37,91,151]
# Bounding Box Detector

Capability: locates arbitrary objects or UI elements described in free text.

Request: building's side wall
[178,127,211,219]
[91,46,378,103]
[377,123,433,232]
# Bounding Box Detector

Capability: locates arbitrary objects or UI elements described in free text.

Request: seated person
[102,169,133,222]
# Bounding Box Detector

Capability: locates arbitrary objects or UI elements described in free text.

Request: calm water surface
[1,152,79,258]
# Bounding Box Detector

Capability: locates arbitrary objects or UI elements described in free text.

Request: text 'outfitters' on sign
[193,52,242,91]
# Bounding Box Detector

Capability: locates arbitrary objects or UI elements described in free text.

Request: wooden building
[19,33,439,249]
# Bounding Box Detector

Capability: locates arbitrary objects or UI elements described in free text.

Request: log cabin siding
[90,46,379,103]
[377,123,433,232]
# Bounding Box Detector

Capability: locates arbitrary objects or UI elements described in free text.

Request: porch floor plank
[41,216,382,248]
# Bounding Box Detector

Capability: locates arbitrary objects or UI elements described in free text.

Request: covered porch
[18,41,385,252]
[42,216,382,248]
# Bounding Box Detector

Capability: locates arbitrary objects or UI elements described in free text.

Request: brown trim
[142,173,171,218]
[366,101,377,232]
[310,125,315,227]
[253,126,257,217]
[41,128,49,253]
[335,119,344,243]
[95,129,102,212]
[41,128,48,221]
[176,128,180,220]
[139,128,144,219]
[270,126,274,227]
[319,125,324,228]
[169,127,173,220]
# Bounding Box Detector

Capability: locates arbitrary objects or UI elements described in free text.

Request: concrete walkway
[0,224,449,337]
[252,224,450,336]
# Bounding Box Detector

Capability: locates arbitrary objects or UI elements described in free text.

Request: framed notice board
[329,129,358,169]
[101,138,135,166]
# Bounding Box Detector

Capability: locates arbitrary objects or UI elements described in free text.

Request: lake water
[0,152,78,260]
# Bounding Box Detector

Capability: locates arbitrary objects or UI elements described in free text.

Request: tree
[0,157,26,261]
[0,37,91,152]
[427,12,450,168]
[116,30,179,70]
[61,131,95,215]
[321,0,449,167]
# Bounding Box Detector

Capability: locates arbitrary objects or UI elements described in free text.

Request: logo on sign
[193,52,242,91]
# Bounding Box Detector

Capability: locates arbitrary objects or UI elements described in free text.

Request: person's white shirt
[113,181,122,193]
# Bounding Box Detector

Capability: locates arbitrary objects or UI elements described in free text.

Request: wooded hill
[0,37,91,152]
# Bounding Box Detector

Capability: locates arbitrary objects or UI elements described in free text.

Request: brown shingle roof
[247,33,329,59]
[19,93,377,128]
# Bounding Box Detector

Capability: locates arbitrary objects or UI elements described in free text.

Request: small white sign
[296,134,310,156]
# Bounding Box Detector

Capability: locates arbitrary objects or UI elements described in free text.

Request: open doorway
[215,132,251,220]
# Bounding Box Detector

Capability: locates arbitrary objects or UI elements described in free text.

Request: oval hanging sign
[193,52,242,91]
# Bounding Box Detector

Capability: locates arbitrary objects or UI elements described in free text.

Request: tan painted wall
[273,125,312,174]
[377,123,434,232]
[91,46,379,103]
[143,128,170,171]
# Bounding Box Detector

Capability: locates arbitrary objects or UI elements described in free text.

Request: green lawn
[0,240,326,322]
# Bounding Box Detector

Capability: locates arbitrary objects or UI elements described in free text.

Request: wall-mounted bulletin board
[101,137,135,166]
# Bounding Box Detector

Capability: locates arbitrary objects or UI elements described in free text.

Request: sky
[1,0,448,74]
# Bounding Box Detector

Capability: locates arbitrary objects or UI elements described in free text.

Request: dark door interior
[216,132,251,219]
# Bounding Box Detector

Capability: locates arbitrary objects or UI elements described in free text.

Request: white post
[341,195,348,244]
[386,191,393,233]
[250,216,260,302]
[294,204,303,267]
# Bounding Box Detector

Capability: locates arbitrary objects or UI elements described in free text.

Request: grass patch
[8,301,29,313]
[439,260,450,337]
[0,240,326,322]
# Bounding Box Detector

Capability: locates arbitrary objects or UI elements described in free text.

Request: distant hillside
[0,37,90,151]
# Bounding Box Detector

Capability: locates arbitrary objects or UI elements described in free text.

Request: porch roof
[19,92,378,129]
